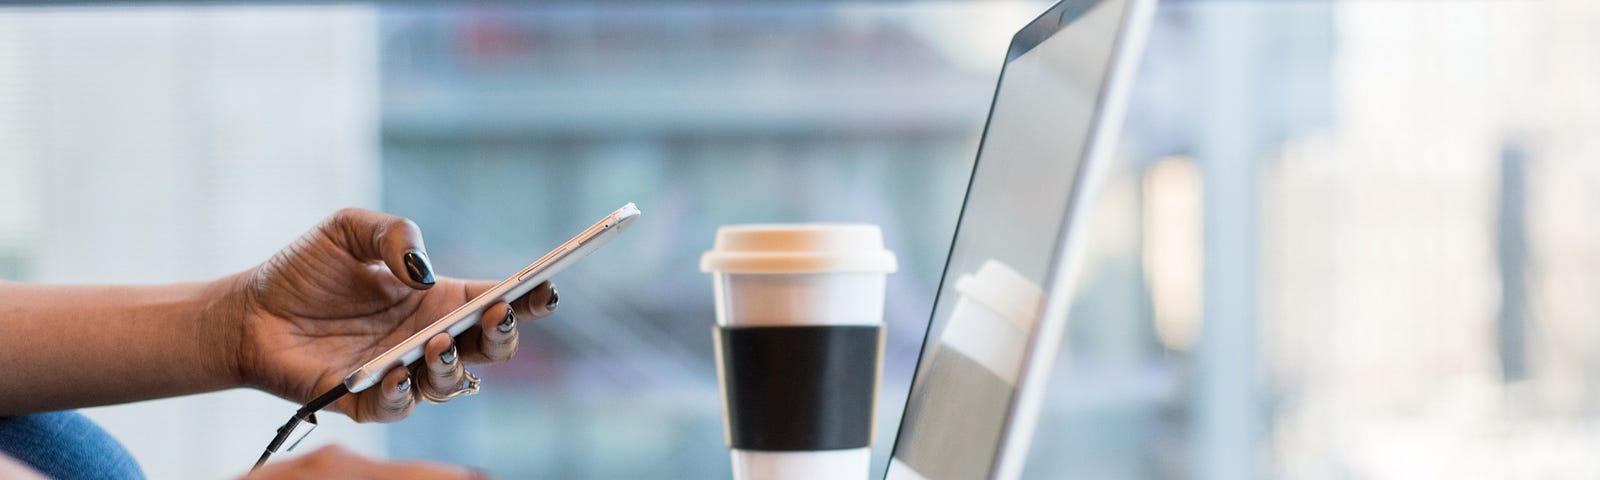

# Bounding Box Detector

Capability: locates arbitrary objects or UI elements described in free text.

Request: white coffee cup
[702,224,897,480]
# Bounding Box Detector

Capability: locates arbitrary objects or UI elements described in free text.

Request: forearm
[0,276,244,415]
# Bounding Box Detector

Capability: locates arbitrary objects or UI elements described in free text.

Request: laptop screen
[888,0,1134,478]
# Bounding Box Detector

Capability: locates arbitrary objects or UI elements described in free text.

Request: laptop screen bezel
[884,0,1155,477]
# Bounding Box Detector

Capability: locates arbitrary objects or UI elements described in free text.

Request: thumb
[322,208,436,290]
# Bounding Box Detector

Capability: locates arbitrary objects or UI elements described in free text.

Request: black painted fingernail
[545,289,560,311]
[403,250,435,286]
[440,344,457,365]
[397,376,411,393]
[498,308,516,333]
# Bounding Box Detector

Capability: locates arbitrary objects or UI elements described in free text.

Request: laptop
[886,0,1153,478]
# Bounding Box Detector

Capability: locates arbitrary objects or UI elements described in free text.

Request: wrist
[199,271,254,390]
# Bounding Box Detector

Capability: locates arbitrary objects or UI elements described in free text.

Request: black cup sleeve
[714,325,883,451]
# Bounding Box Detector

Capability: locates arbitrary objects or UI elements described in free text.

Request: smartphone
[341,202,641,393]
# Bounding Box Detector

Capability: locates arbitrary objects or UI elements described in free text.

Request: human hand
[242,445,486,480]
[218,208,559,422]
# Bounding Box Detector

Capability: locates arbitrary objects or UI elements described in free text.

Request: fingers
[351,367,415,423]
[455,302,519,364]
[323,208,436,290]
[464,280,559,321]
[519,281,560,320]
[456,280,558,365]
[419,333,466,400]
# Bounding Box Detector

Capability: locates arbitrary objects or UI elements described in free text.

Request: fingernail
[397,376,411,393]
[440,344,457,365]
[403,250,435,286]
[497,308,516,333]
[545,289,560,311]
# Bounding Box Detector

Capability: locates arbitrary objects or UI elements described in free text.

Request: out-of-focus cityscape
[1,1,1599,479]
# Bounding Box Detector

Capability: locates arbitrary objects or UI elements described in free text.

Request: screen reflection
[888,0,1129,478]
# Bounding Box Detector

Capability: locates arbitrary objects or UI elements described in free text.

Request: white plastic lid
[701,223,898,274]
[953,259,1044,333]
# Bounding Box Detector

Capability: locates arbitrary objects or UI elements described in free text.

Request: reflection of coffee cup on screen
[701,224,898,480]
[889,259,1043,480]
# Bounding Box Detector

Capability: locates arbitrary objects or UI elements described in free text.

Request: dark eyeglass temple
[252,384,351,471]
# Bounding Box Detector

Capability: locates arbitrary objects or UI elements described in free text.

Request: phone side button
[517,248,565,282]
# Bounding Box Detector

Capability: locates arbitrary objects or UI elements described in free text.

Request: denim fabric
[0,412,143,480]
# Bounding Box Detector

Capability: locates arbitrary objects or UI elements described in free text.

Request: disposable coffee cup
[701,224,898,480]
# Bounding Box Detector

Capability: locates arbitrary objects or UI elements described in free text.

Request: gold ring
[419,370,481,404]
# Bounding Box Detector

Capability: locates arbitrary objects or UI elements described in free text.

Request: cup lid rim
[702,223,897,274]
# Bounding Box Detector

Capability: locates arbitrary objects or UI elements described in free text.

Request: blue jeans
[0,412,143,479]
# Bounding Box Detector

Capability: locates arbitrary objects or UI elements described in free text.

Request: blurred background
[0,0,1598,478]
